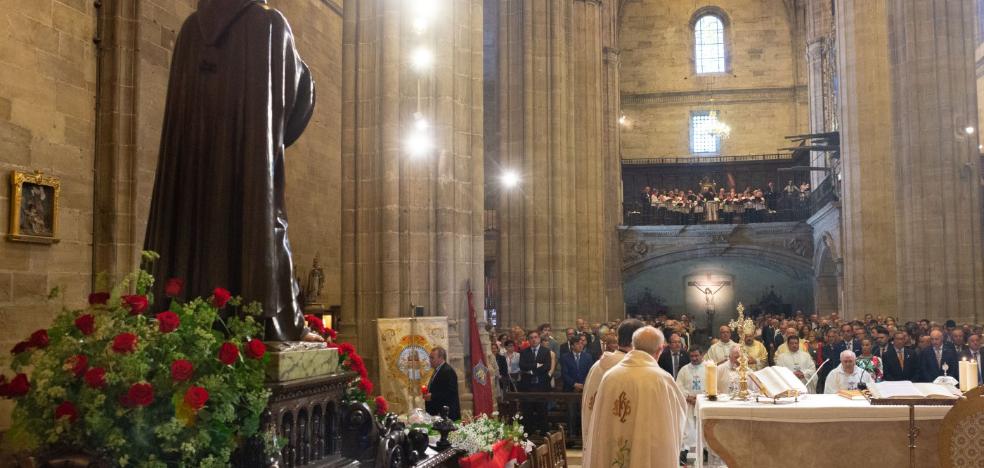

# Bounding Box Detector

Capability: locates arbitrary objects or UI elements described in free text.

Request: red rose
[337,342,356,357]
[420,385,429,396]
[326,328,337,340]
[358,377,374,394]
[218,342,239,365]
[2,374,30,398]
[156,311,180,333]
[125,382,154,407]
[54,401,79,423]
[375,396,389,415]
[349,353,368,378]
[111,333,138,354]
[88,292,110,305]
[64,354,89,378]
[10,341,29,354]
[74,314,95,335]
[164,278,184,297]
[212,287,231,308]
[28,329,49,348]
[304,314,326,335]
[183,386,209,411]
[245,339,266,360]
[84,368,106,389]
[122,295,149,315]
[171,359,194,382]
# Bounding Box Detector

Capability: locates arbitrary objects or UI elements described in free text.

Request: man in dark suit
[963,333,982,386]
[657,333,686,380]
[882,331,919,381]
[424,346,460,420]
[919,330,960,383]
[519,330,552,434]
[816,328,840,393]
[560,338,594,392]
[833,323,862,357]
[872,327,891,358]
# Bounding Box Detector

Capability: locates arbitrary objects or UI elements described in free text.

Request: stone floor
[565,448,727,467]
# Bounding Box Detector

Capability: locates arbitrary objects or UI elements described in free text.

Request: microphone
[803,359,829,389]
[856,366,870,391]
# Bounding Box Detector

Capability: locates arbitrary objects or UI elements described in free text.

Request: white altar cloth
[695,394,951,468]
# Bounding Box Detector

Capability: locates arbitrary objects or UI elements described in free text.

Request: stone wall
[619,0,808,158]
[0,0,99,429]
[0,0,344,431]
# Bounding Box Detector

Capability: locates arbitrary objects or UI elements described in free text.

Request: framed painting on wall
[8,170,60,244]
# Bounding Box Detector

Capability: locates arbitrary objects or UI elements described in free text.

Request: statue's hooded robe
[144,0,315,341]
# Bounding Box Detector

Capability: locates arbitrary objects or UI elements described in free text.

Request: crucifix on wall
[687,277,732,335]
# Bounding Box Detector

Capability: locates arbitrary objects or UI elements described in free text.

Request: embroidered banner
[376,317,449,413]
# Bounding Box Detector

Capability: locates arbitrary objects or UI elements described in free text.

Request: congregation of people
[629,180,811,225]
[488,312,984,467]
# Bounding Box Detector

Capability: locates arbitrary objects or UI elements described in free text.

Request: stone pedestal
[264,342,340,382]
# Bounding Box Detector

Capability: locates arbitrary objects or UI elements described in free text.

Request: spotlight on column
[618,114,628,126]
[410,46,434,73]
[406,113,434,159]
[500,170,520,189]
[965,126,976,135]
[409,0,439,33]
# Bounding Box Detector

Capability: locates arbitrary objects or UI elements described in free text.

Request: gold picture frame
[8,170,60,244]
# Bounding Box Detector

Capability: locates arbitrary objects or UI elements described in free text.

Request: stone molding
[621,85,808,107]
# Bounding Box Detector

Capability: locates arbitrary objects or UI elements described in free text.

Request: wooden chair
[938,386,984,468]
[532,443,552,468]
[547,430,567,467]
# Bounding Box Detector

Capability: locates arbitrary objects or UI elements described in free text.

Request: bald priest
[585,326,687,468]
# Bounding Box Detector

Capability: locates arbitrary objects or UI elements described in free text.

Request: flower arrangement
[0,252,270,467]
[324,338,388,420]
[448,413,525,456]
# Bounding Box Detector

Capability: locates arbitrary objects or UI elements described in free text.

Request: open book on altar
[748,366,808,398]
[869,381,961,399]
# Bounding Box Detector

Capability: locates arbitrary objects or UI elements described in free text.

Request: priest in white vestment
[581,319,645,462]
[586,326,687,468]
[775,335,817,392]
[716,346,759,395]
[705,325,738,365]
[742,335,767,371]
[674,347,705,462]
[824,350,874,394]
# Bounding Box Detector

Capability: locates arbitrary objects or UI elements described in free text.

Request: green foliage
[1,256,270,467]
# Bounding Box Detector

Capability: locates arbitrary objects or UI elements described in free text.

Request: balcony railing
[622,153,796,166]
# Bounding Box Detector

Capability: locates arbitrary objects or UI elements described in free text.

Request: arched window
[694,14,726,74]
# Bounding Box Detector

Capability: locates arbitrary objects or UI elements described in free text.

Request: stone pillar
[601,0,625,321]
[805,0,832,189]
[495,0,619,329]
[836,0,984,323]
[340,0,485,378]
[835,0,900,318]
[887,0,984,324]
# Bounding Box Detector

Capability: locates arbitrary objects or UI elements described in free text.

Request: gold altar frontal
[695,395,951,468]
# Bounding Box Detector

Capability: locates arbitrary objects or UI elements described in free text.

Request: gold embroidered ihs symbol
[588,392,596,410]
[611,391,631,423]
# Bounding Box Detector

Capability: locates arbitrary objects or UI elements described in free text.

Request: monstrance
[728,302,755,400]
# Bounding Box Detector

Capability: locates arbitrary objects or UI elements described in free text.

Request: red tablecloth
[458,440,528,468]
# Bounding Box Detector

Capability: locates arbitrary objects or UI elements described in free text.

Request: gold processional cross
[727,303,755,400]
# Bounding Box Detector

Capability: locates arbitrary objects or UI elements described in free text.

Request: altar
[696,394,952,468]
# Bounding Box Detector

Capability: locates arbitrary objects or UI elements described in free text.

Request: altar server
[824,350,874,394]
[675,347,706,464]
[581,319,644,461]
[776,336,817,392]
[587,326,686,468]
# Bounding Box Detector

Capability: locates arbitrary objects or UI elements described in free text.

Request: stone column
[601,0,625,320]
[805,0,832,189]
[495,0,619,329]
[887,0,984,324]
[836,0,984,323]
[341,0,485,377]
[835,0,900,318]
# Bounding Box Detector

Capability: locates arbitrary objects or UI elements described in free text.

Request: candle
[972,361,979,391]
[959,358,971,392]
[706,360,718,397]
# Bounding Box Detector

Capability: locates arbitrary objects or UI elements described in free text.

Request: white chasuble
[675,362,705,449]
[586,350,686,468]
[705,341,737,365]
[776,350,817,393]
[581,350,625,461]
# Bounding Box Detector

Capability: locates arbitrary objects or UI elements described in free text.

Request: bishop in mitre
[581,319,644,461]
[586,326,686,468]
[775,335,817,392]
[705,325,738,364]
[674,347,706,463]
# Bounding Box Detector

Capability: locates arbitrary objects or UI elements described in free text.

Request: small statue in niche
[305,254,325,305]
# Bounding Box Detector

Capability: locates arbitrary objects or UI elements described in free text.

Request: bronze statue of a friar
[144,0,317,341]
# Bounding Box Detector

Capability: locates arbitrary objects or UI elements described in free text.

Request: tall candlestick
[959,358,971,392]
[706,360,718,399]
